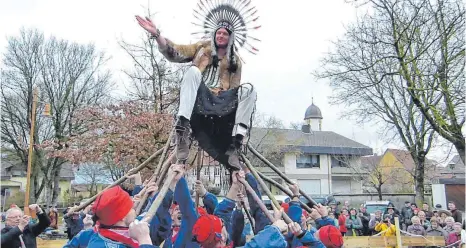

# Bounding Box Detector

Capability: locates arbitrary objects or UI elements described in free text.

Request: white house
[250,100,373,195]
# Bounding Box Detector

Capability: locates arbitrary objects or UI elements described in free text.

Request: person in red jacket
[338,209,348,236]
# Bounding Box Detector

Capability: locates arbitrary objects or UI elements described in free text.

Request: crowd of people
[302,199,465,247]
[1,166,465,248]
[1,165,346,248]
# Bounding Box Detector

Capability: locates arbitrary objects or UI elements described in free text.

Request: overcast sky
[0,0,456,164]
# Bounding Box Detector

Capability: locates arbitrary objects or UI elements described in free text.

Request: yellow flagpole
[24,88,38,215]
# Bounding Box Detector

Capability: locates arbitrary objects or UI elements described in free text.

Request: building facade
[251,100,373,195]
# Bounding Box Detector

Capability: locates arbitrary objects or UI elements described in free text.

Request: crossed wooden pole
[72,132,317,225]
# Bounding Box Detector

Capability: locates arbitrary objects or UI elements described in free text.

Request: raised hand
[170,164,185,182]
[309,209,322,220]
[129,219,152,245]
[194,180,207,197]
[83,204,92,214]
[29,204,42,214]
[313,204,328,217]
[18,215,30,232]
[232,170,245,185]
[145,182,159,197]
[288,222,304,237]
[135,16,158,36]
[289,184,300,196]
[272,219,288,233]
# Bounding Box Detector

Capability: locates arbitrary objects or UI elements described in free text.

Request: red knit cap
[281,203,289,214]
[319,225,343,248]
[192,214,223,246]
[197,207,208,216]
[92,186,133,226]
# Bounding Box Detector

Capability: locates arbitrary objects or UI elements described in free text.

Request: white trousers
[177,66,257,136]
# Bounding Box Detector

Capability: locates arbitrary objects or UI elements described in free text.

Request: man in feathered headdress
[136,0,260,170]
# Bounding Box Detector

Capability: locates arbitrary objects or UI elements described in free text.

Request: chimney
[301,124,310,133]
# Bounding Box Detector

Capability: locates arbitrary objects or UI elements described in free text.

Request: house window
[296,154,320,168]
[204,168,208,176]
[214,167,220,176]
[331,155,350,167]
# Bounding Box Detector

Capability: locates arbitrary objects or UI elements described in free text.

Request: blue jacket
[88,188,173,248]
[231,208,246,247]
[245,173,271,234]
[285,201,335,248]
[63,229,95,248]
[87,232,159,248]
[239,225,287,248]
[214,197,236,239]
[137,190,174,246]
[132,185,144,196]
[296,227,326,248]
[162,177,199,248]
[64,213,85,238]
[202,192,218,215]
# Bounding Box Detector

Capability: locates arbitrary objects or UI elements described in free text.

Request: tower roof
[304,100,323,120]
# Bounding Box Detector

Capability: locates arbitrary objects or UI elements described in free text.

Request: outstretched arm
[136,16,203,63]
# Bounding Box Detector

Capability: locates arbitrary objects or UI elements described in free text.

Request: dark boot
[226,134,244,170]
[175,117,191,163]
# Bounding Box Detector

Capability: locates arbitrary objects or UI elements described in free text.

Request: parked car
[364,200,391,215]
[299,194,337,207]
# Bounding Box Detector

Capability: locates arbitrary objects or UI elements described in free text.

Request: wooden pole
[142,171,177,223]
[394,217,402,248]
[195,148,202,207]
[133,129,174,214]
[247,144,318,206]
[135,152,175,214]
[241,155,292,224]
[256,170,313,213]
[236,176,275,223]
[157,153,176,188]
[25,88,38,215]
[242,201,255,230]
[69,147,164,214]
[153,129,175,176]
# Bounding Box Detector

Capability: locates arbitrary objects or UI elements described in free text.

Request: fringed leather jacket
[158,39,242,93]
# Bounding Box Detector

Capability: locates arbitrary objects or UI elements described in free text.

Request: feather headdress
[191,0,261,56]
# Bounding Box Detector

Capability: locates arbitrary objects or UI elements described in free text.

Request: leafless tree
[75,163,110,197]
[313,0,460,202]
[1,28,112,206]
[248,113,287,167]
[366,0,465,163]
[289,121,306,130]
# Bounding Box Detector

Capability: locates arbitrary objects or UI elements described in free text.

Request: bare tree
[314,0,450,202]
[289,121,305,130]
[75,163,110,197]
[1,28,112,206]
[372,0,465,163]
[248,113,287,167]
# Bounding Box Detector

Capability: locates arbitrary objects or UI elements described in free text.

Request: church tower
[302,98,323,133]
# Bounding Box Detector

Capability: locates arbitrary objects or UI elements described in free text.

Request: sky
[0,0,457,165]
